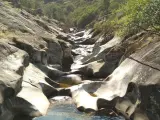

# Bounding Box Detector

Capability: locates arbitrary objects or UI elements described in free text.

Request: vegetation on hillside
[94,0,160,36]
[6,0,160,36]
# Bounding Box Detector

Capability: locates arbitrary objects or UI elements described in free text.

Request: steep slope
[0,2,73,120]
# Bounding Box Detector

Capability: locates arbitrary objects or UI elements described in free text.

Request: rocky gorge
[0,1,160,120]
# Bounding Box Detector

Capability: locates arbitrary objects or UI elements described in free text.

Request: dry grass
[0,30,15,38]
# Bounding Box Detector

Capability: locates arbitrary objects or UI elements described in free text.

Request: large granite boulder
[12,36,73,70]
[0,63,55,120]
[81,36,122,64]
[57,74,82,86]
[66,35,160,120]
[0,42,29,103]
[21,63,59,97]
[71,36,123,78]
[11,36,63,66]
[58,40,73,71]
[71,59,119,78]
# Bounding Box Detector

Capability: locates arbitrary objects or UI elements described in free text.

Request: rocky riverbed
[0,1,160,120]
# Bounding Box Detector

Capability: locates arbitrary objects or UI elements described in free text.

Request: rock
[59,40,73,71]
[50,96,72,103]
[56,32,74,44]
[48,64,62,70]
[69,28,77,33]
[17,87,50,116]
[71,36,124,78]
[14,63,54,117]
[36,64,69,80]
[43,37,63,65]
[107,37,160,119]
[22,63,59,97]
[131,108,149,120]
[73,29,95,45]
[62,81,141,118]
[0,2,3,6]
[13,114,33,120]
[72,86,98,111]
[94,34,114,47]
[69,35,160,119]
[0,3,71,67]
[57,74,82,86]
[73,31,85,37]
[63,36,159,119]
[95,108,118,117]
[0,42,29,103]
[12,36,73,68]
[11,37,48,64]
[79,38,96,45]
[72,59,117,78]
[81,36,122,64]
[0,97,42,120]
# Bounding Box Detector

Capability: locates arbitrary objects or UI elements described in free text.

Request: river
[34,30,125,120]
[34,101,124,120]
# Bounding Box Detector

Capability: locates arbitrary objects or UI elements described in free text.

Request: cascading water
[35,30,124,120]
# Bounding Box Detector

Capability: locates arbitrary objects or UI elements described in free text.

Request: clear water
[34,102,124,120]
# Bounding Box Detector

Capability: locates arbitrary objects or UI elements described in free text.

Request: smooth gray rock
[68,37,160,119]
[57,74,82,86]
[0,42,29,103]
[22,63,58,97]
[72,59,117,78]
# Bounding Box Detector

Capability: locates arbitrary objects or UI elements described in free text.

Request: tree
[103,0,110,14]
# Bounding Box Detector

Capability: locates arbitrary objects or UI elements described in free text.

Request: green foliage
[17,0,106,28]
[19,0,43,9]
[94,0,160,36]
[136,0,160,32]
[69,1,101,28]
[42,3,66,21]
[15,0,160,35]
[115,0,150,35]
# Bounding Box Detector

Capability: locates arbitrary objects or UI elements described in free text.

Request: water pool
[34,102,124,120]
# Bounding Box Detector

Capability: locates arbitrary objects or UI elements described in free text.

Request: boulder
[72,29,95,45]
[59,40,73,71]
[17,87,50,116]
[79,38,96,45]
[71,36,124,78]
[0,42,29,103]
[81,36,122,64]
[66,36,160,119]
[56,33,74,44]
[44,37,63,65]
[50,96,72,103]
[36,64,69,80]
[0,97,42,120]
[73,31,85,37]
[11,37,48,65]
[15,63,53,117]
[57,74,82,86]
[94,34,114,47]
[12,36,64,66]
[22,63,59,97]
[71,59,119,78]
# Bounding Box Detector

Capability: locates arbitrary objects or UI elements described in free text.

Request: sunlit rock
[0,42,29,103]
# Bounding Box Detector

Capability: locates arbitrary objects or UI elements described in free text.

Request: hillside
[8,0,160,37]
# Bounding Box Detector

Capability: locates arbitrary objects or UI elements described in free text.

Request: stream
[34,101,124,120]
[34,30,124,120]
